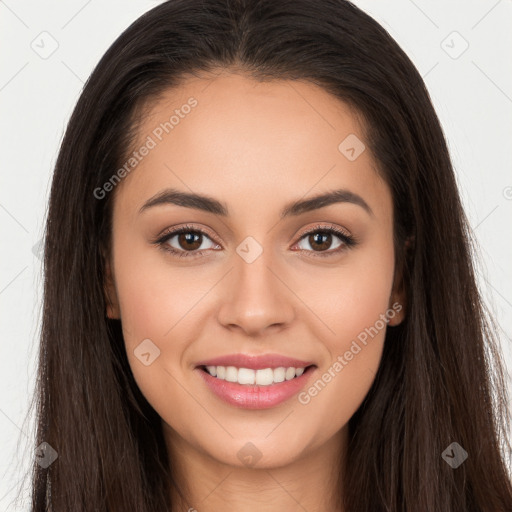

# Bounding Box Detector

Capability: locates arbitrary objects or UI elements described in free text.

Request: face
[104,70,405,470]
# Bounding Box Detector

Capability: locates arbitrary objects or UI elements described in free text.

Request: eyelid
[154,222,352,243]
[154,223,219,244]
[295,222,352,240]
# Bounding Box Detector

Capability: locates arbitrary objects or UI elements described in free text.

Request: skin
[104,70,406,512]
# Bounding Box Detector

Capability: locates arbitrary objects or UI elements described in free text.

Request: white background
[1,0,511,509]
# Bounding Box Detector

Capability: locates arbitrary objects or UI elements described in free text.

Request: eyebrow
[139,187,373,218]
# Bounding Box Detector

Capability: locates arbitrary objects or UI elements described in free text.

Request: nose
[216,249,296,337]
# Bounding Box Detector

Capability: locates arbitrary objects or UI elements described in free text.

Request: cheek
[112,239,202,345]
[109,238,189,386]
[112,250,194,428]
[294,237,395,431]
[297,235,395,347]
[294,302,390,451]
[110,236,226,415]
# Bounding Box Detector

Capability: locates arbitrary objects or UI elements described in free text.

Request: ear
[387,237,412,326]
[104,257,120,319]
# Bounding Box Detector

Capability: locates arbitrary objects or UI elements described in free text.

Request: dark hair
[23,0,512,510]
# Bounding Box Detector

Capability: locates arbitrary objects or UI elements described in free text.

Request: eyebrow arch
[139,187,373,218]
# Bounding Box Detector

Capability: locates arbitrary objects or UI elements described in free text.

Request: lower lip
[196,366,316,409]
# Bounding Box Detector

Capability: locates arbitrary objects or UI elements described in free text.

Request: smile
[201,365,308,386]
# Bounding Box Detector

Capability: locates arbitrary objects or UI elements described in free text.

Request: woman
[28,0,512,510]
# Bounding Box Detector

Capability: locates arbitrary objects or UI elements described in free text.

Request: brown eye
[175,232,203,251]
[155,223,356,260]
[157,225,220,258]
[297,230,343,253]
[294,225,356,257]
[165,230,217,253]
[305,232,337,252]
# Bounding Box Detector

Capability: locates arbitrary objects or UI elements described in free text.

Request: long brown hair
[22,0,512,510]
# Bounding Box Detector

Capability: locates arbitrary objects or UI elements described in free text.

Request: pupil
[311,232,331,250]
[180,232,201,250]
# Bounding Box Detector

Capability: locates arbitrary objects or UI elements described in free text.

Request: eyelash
[153,223,357,259]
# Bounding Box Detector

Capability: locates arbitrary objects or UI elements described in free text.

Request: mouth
[198,364,315,386]
[195,358,317,409]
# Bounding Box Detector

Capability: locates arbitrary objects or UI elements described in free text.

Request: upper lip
[195,353,315,370]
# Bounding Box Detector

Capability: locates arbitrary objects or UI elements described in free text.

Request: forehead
[113,71,390,222]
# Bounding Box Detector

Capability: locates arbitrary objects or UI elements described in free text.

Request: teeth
[225,366,238,383]
[237,367,255,385]
[273,367,285,383]
[285,367,296,380]
[203,365,308,385]
[256,368,273,385]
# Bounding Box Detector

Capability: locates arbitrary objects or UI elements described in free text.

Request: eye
[292,224,356,258]
[155,224,220,258]
[153,223,357,259]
